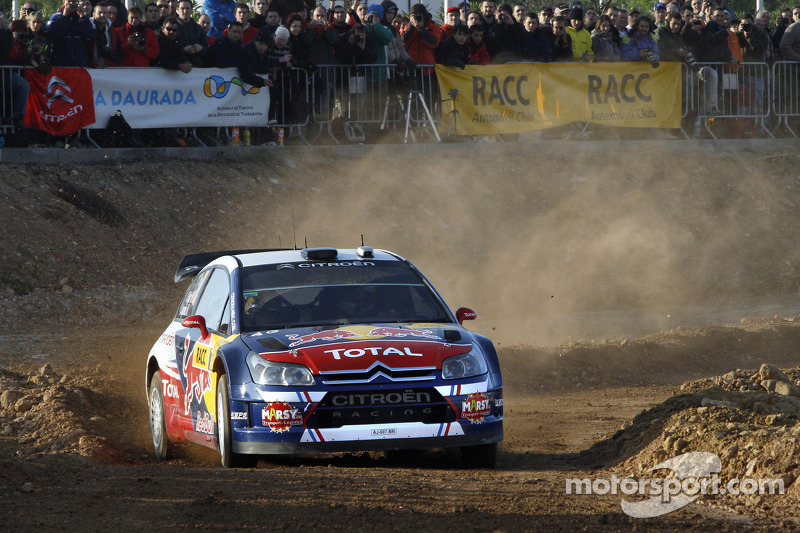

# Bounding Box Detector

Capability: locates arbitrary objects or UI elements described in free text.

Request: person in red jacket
[115,6,159,65]
[468,23,490,64]
[400,3,442,116]
[400,3,441,73]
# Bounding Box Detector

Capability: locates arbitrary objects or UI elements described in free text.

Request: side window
[176,270,211,320]
[193,268,231,333]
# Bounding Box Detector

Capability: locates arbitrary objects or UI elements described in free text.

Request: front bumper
[233,422,503,454]
[229,383,503,455]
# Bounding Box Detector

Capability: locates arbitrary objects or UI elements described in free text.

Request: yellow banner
[435,62,681,135]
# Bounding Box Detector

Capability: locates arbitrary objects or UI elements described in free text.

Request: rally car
[146,246,503,468]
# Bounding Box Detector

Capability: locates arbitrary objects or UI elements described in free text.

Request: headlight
[442,347,488,380]
[246,351,315,386]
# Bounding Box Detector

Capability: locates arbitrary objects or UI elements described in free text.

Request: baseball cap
[447,6,459,13]
[654,2,666,11]
[366,4,384,18]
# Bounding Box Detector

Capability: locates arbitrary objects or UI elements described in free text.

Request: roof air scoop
[301,248,338,261]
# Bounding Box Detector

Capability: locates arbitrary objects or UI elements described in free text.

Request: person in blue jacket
[620,15,659,66]
[203,0,236,38]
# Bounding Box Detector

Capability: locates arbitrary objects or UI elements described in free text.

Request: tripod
[442,89,475,142]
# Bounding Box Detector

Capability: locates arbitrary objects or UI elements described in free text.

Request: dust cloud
[253,143,800,346]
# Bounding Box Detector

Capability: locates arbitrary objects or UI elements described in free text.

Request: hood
[241,324,473,373]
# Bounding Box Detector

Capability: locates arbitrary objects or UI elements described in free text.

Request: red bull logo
[366,327,437,339]
[286,329,360,347]
[286,327,438,347]
[461,393,491,424]
[195,412,214,434]
[262,402,303,432]
[183,341,213,415]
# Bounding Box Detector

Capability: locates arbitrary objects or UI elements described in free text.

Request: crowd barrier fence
[1,66,24,137]
[3,61,800,145]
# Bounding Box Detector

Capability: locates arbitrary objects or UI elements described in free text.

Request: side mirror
[456,307,477,325]
[182,315,209,338]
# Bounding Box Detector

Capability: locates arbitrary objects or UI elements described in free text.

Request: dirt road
[2,143,800,530]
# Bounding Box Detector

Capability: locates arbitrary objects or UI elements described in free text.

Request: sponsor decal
[325,346,424,360]
[276,264,295,270]
[287,329,360,347]
[204,75,260,98]
[262,402,303,432]
[195,412,214,434]
[192,344,210,368]
[461,392,491,424]
[366,327,437,339]
[182,339,213,415]
[371,428,397,436]
[161,379,179,399]
[158,333,174,347]
[496,398,504,407]
[287,326,438,348]
[297,261,375,268]
[231,411,247,420]
[330,391,432,407]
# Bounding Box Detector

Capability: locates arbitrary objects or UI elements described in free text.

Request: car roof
[174,248,403,282]
[235,248,400,267]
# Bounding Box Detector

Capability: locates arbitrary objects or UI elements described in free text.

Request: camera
[448,88,460,98]
[741,22,753,32]
[643,49,659,68]
[413,14,422,22]
[353,34,363,43]
[367,14,374,23]
[779,16,790,26]
[691,19,701,26]
[683,48,700,72]
[498,13,505,21]
[133,31,146,46]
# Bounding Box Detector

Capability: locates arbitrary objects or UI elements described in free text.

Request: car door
[174,267,231,436]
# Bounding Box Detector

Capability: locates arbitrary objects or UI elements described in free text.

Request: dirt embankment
[2,143,800,530]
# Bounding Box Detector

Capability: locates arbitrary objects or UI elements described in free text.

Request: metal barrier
[261,66,312,145]
[8,61,800,147]
[687,61,773,139]
[1,66,26,137]
[772,61,800,138]
[312,63,441,144]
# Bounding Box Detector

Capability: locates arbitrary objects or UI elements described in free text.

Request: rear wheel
[148,371,169,461]
[216,374,257,468]
[460,443,498,469]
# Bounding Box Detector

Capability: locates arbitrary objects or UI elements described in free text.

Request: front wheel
[216,374,257,468]
[148,370,169,461]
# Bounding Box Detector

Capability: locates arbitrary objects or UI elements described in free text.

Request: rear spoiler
[174,249,288,283]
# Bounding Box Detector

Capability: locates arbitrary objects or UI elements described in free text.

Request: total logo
[461,393,491,424]
[262,402,303,432]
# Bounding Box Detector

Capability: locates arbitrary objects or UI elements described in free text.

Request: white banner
[88,67,270,129]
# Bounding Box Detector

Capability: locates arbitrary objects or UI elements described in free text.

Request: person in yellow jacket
[566,5,593,61]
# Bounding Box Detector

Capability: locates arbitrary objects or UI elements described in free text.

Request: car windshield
[239,260,451,331]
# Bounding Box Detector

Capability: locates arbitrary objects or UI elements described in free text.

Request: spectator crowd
[2,0,800,146]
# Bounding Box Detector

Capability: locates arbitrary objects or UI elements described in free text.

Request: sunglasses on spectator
[158,4,169,9]
[794,11,800,15]
[165,26,178,32]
